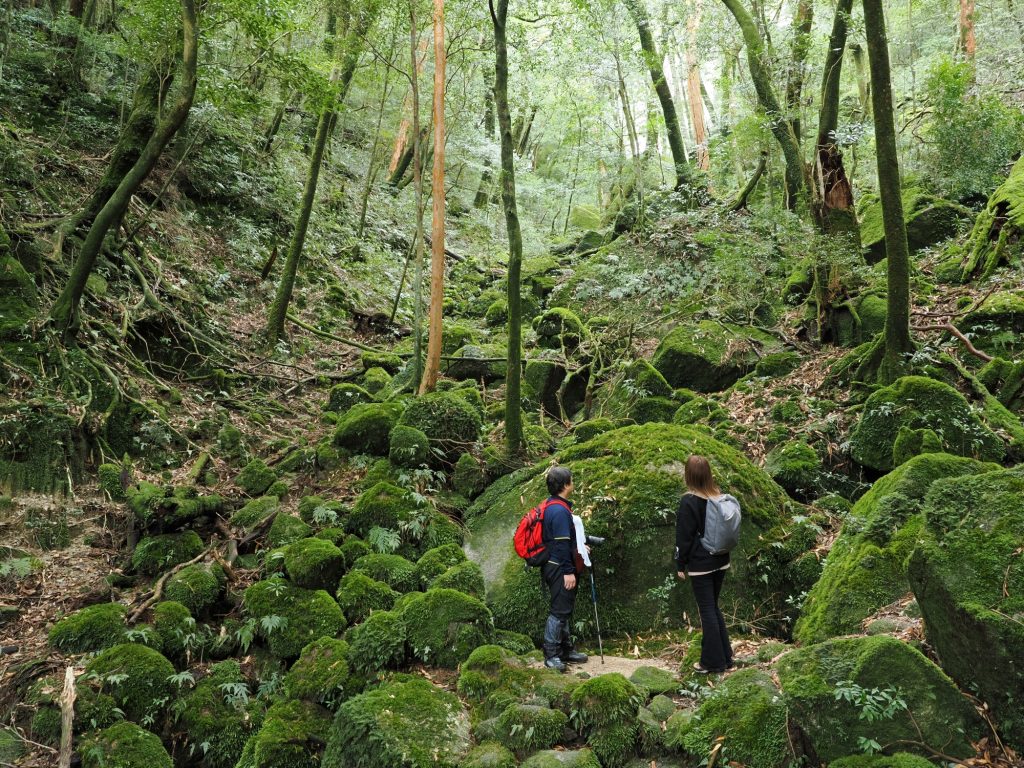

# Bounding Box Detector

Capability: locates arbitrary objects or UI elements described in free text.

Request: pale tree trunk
[958,0,976,61]
[388,36,429,176]
[685,0,709,171]
[50,0,198,340]
[409,2,427,386]
[474,39,496,208]
[851,42,870,119]
[419,0,446,394]
[490,0,524,456]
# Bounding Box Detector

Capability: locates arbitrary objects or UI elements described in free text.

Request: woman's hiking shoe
[562,650,589,664]
[544,656,567,672]
[693,662,726,674]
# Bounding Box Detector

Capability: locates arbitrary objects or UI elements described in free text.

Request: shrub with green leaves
[335,571,398,623]
[48,602,127,653]
[84,643,175,722]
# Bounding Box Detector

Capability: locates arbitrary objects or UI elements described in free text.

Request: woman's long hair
[685,455,721,496]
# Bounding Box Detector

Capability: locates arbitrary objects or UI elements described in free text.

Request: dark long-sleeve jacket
[541,496,577,575]
[675,493,730,574]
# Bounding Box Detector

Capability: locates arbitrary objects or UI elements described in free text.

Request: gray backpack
[700,494,742,554]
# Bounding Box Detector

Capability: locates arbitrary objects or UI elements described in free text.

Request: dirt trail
[529,653,675,678]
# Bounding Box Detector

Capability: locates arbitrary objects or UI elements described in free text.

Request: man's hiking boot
[544,656,567,672]
[561,649,588,664]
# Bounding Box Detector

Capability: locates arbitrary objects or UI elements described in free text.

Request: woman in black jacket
[675,455,733,673]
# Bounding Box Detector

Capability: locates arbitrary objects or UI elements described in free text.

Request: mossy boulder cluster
[652,321,783,392]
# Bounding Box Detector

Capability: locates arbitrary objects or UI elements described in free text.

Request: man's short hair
[546,466,573,496]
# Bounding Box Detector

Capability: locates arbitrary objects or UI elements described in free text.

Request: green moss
[447,343,509,383]
[754,352,802,377]
[628,666,678,696]
[350,552,419,592]
[48,602,127,653]
[397,391,483,465]
[430,560,486,598]
[485,299,509,327]
[777,636,982,762]
[672,396,730,426]
[534,307,587,351]
[861,187,969,262]
[453,452,488,499]
[795,453,996,645]
[131,530,204,576]
[519,749,601,768]
[284,637,351,706]
[336,571,398,623]
[572,418,617,444]
[0,252,37,340]
[348,481,421,538]
[668,669,788,767]
[323,678,471,768]
[387,424,431,468]
[229,496,278,530]
[84,643,175,721]
[339,538,371,568]
[284,537,344,590]
[400,587,495,667]
[361,366,392,395]
[80,722,172,768]
[165,563,223,615]
[960,290,1024,359]
[98,463,127,501]
[891,425,943,466]
[492,703,567,754]
[570,674,641,768]
[334,401,405,456]
[415,543,467,587]
[828,754,938,768]
[849,376,1004,472]
[152,601,193,658]
[345,609,406,674]
[441,323,481,355]
[298,495,347,526]
[361,350,404,374]
[647,695,676,723]
[128,483,224,530]
[625,359,673,398]
[628,396,679,425]
[652,321,783,393]
[460,742,516,768]
[907,465,1024,747]
[238,698,331,768]
[243,578,346,659]
[764,440,821,499]
[466,424,799,637]
[493,629,535,654]
[177,660,258,768]
[235,459,276,496]
[266,512,313,548]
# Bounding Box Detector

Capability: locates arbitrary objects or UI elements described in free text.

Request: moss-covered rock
[961,156,1024,280]
[361,350,404,374]
[152,600,193,659]
[534,307,587,352]
[334,401,404,456]
[665,669,788,766]
[48,602,126,653]
[362,366,392,395]
[400,588,495,667]
[283,637,352,706]
[415,543,467,587]
[777,636,983,762]
[764,440,821,499]
[849,376,1004,472]
[177,660,259,768]
[338,537,371,568]
[80,721,172,768]
[628,666,678,696]
[795,453,996,644]
[907,465,1024,747]
[493,628,535,654]
[388,424,431,468]
[453,452,489,499]
[448,343,509,383]
[229,495,278,530]
[570,674,642,768]
[652,321,783,392]
[243,577,346,659]
[625,358,673,398]
[325,383,373,414]
[519,750,601,768]
[236,698,331,768]
[348,481,422,538]
[323,678,471,768]
[335,571,398,623]
[828,755,937,768]
[165,563,224,615]
[491,703,567,755]
[861,187,970,263]
[266,512,313,548]
[397,391,483,464]
[628,396,679,425]
[572,418,618,444]
[466,424,800,637]
[460,743,517,768]
[84,643,175,721]
[235,458,276,496]
[960,290,1024,359]
[131,530,204,576]
[431,560,486,598]
[350,552,419,592]
[754,351,802,377]
[345,608,407,674]
[284,537,345,590]
[128,483,224,530]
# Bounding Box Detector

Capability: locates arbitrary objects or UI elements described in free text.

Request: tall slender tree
[409,0,427,388]
[784,0,813,145]
[685,0,709,171]
[50,0,198,341]
[419,0,446,393]
[489,0,524,456]
[858,0,915,383]
[265,0,379,344]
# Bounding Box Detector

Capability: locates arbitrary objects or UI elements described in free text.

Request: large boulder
[652,321,783,392]
[777,636,983,762]
[465,424,803,638]
[961,155,1024,280]
[849,376,1004,472]
[396,390,483,464]
[860,187,971,264]
[908,465,1024,748]
[960,290,1024,360]
[323,678,471,768]
[795,453,998,644]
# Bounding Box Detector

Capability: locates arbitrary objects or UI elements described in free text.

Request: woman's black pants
[690,569,732,671]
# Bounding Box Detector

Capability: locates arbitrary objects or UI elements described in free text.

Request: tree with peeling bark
[419,0,446,394]
[490,0,524,456]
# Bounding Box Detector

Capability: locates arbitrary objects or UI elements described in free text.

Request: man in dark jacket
[541,466,588,671]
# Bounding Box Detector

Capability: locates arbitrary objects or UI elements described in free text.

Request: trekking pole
[589,569,604,664]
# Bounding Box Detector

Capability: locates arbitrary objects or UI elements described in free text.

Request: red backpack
[514,499,556,567]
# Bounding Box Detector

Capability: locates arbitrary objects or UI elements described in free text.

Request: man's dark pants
[541,561,577,658]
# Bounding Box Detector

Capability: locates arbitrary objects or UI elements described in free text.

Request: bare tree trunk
[685,0,709,171]
[419,0,446,394]
[851,42,870,119]
[474,43,496,208]
[388,35,429,175]
[784,0,813,145]
[958,0,977,61]
[50,0,199,341]
[410,1,426,387]
[515,105,537,157]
